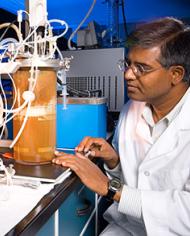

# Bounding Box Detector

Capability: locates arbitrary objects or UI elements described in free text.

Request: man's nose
[124,68,136,81]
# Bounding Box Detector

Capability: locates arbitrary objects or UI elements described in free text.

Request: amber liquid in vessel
[13,68,56,165]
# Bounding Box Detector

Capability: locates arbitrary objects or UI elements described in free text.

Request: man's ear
[170,65,185,85]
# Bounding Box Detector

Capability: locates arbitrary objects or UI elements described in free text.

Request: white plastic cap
[17,10,23,22]
[22,91,35,102]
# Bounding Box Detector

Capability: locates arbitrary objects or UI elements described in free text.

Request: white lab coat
[103,92,190,236]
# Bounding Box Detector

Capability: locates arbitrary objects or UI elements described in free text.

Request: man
[53,17,190,235]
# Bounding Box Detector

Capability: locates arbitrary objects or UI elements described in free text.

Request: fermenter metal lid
[16,58,61,68]
[57,97,107,105]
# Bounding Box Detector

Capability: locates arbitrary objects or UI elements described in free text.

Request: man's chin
[127,92,146,102]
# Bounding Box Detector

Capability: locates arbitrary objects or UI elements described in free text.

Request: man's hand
[52,151,109,196]
[75,137,119,169]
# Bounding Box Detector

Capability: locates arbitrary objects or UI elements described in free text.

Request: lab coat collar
[136,114,153,144]
[140,87,190,161]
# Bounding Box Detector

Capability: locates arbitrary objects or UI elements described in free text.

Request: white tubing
[68,0,97,50]
[48,19,69,39]
[11,25,40,61]
[0,37,18,46]
[10,101,31,148]
[0,23,23,42]
[2,100,29,114]
[56,46,64,60]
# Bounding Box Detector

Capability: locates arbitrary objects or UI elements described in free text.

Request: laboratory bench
[5,172,79,236]
[3,159,106,236]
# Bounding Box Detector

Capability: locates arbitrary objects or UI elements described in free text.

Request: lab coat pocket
[153,168,190,190]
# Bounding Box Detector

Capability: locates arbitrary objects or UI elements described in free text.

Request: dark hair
[129,17,190,82]
[160,29,190,82]
[129,17,185,48]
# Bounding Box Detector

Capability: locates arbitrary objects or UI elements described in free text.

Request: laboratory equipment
[68,0,97,50]
[56,97,107,149]
[77,21,102,48]
[61,47,126,112]
[13,64,57,164]
[0,158,15,201]
[0,0,71,164]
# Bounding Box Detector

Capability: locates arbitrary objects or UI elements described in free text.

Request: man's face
[125,46,172,104]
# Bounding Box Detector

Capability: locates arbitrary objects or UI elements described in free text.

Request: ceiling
[0,0,190,29]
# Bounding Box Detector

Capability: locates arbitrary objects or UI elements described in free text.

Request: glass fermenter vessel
[13,60,57,165]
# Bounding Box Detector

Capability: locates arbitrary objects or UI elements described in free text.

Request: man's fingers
[76,137,105,153]
[54,150,66,156]
[52,152,74,164]
[76,136,91,152]
[76,152,87,159]
[55,156,87,176]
